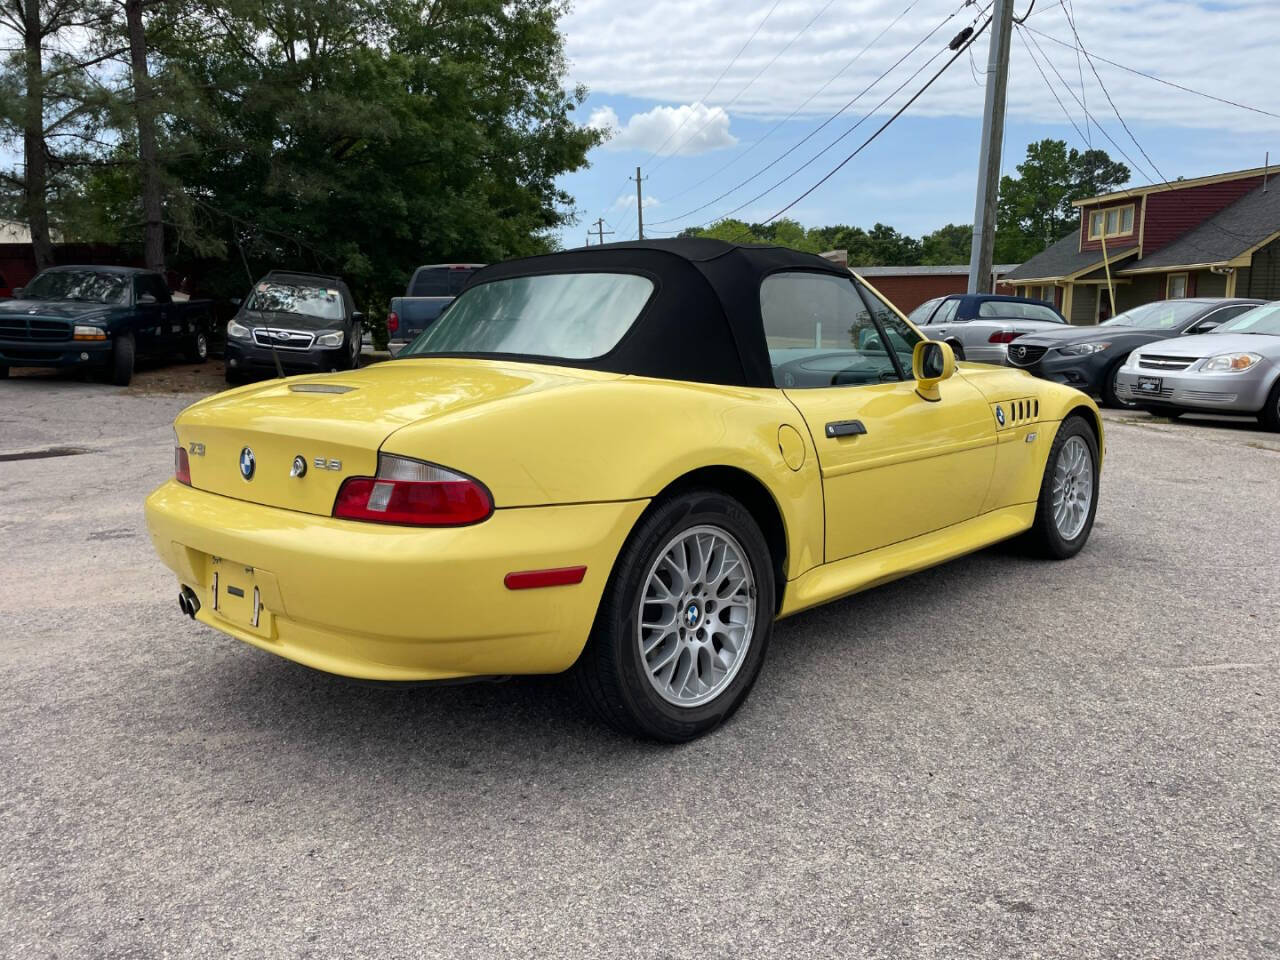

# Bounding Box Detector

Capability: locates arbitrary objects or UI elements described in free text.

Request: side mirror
[138,292,157,304]
[352,310,366,329]
[229,297,242,307]
[1186,321,1219,335]
[913,340,955,402]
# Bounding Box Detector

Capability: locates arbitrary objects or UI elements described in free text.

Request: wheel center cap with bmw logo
[684,602,701,628]
[239,446,256,480]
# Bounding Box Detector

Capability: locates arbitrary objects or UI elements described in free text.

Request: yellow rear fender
[381,377,827,579]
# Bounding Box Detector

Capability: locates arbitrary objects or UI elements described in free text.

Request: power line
[1021,21,1280,122]
[1060,0,1089,146]
[646,0,842,178]
[639,0,786,166]
[654,0,938,212]
[741,14,994,234]
[651,0,988,229]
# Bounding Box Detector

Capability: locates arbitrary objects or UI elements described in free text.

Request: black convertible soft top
[463,238,853,388]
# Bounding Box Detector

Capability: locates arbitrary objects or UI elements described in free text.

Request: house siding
[1140,176,1264,255]
[1070,285,1097,325]
[1079,196,1143,253]
[1116,273,1165,312]
[1244,237,1280,298]
[1195,270,1228,297]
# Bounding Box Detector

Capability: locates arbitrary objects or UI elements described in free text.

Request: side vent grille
[993,398,1040,429]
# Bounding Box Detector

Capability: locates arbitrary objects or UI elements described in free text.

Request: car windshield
[23,270,130,304]
[1102,300,1206,329]
[399,273,654,360]
[246,281,344,321]
[1212,302,1280,336]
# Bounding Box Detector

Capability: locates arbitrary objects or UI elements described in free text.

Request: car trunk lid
[176,359,614,516]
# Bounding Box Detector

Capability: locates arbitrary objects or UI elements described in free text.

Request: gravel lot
[2,374,1277,959]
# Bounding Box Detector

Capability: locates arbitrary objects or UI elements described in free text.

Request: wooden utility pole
[591,217,614,246]
[21,0,54,270]
[966,0,1015,294]
[630,166,647,240]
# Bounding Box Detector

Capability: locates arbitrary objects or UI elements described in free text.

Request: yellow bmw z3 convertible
[146,239,1102,741]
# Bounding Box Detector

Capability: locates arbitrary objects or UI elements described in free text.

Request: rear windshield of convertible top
[399,272,654,360]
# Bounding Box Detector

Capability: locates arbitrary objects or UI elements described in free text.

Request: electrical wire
[654,0,940,212]
[737,14,994,235]
[645,0,842,180]
[651,0,990,229]
[639,0,786,166]
[1022,21,1280,122]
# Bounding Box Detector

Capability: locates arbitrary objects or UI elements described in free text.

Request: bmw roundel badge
[239,446,256,480]
[995,405,1006,427]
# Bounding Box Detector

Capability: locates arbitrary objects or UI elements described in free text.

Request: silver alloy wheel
[196,333,208,359]
[637,524,756,708]
[1052,435,1094,540]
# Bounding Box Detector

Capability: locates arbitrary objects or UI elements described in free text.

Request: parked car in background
[905,293,1068,365]
[385,263,484,353]
[0,265,214,385]
[224,272,364,383]
[1007,298,1263,407]
[1114,300,1280,430]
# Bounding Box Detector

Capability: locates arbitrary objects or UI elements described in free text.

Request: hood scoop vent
[289,383,357,394]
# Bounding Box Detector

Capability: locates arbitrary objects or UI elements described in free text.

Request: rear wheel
[1101,357,1136,408]
[1022,415,1099,560]
[184,330,209,364]
[948,340,965,361]
[109,333,135,386]
[1262,380,1280,432]
[573,489,775,742]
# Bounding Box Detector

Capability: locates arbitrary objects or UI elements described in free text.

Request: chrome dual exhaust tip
[178,586,200,619]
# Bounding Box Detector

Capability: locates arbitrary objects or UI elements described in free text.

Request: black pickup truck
[0,265,215,386]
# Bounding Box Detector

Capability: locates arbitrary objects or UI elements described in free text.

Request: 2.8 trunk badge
[290,455,307,478]
[239,447,256,480]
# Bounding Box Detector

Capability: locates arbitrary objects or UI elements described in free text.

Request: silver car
[906,293,1069,365]
[1114,301,1280,430]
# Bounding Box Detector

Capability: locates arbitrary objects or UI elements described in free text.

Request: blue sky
[555,0,1280,248]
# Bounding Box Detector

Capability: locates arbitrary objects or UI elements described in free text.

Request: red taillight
[386,311,399,334]
[988,331,1023,344]
[333,455,492,526]
[175,446,191,485]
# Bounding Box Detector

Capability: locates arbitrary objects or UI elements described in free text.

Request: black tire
[948,340,965,361]
[347,325,361,369]
[0,366,9,379]
[224,368,245,386]
[109,333,135,386]
[573,489,775,742]
[1139,404,1183,420]
[1100,357,1135,408]
[1261,379,1280,432]
[184,330,209,364]
[1021,414,1100,560]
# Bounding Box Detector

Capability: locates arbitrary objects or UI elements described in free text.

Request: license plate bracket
[1137,375,1163,394]
[210,557,273,637]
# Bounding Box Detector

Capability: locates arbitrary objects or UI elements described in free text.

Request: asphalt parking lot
[2,375,1277,959]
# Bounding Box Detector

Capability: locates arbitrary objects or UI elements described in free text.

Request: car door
[132,274,170,354]
[763,272,998,563]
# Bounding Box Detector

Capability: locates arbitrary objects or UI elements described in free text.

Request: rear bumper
[964,344,1007,365]
[145,480,647,681]
[1113,367,1274,413]
[0,338,111,368]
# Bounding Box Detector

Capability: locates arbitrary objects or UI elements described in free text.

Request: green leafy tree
[920,223,972,265]
[995,138,1129,262]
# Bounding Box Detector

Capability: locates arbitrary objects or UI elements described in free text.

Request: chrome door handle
[825,420,867,438]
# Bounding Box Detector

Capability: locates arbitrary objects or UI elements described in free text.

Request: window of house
[1087,204,1135,240]
[1166,273,1188,299]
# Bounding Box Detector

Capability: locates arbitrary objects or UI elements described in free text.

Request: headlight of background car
[315,330,345,348]
[1059,341,1111,356]
[72,325,106,341]
[1200,352,1261,372]
[226,318,251,340]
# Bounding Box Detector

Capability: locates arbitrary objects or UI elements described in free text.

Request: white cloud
[563,0,1280,137]
[613,192,662,211]
[589,102,738,156]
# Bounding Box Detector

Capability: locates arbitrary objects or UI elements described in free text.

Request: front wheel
[949,340,966,361]
[1261,380,1280,432]
[184,330,209,364]
[573,490,775,742]
[1022,415,1100,559]
[110,333,135,386]
[1101,357,1136,408]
